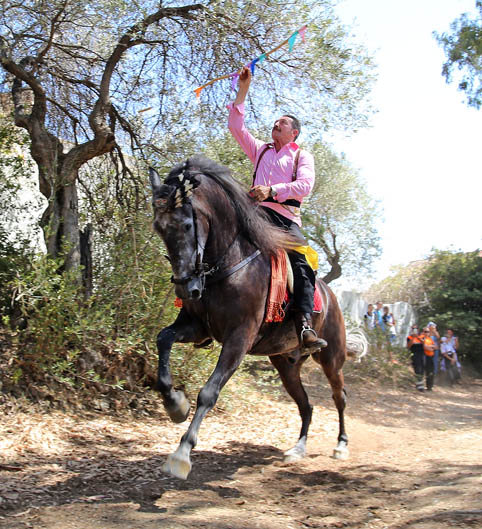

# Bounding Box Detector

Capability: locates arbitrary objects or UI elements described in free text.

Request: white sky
[330,0,481,288]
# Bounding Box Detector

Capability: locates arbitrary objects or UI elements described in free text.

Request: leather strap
[251,144,273,186]
[206,249,261,285]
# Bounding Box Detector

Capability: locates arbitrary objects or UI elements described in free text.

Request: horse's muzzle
[174,276,204,301]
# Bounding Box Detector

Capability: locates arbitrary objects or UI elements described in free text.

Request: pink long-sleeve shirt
[227,102,315,227]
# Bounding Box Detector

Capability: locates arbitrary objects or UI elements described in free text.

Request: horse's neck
[204,198,251,266]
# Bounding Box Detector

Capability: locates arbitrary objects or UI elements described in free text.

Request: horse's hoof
[283,443,306,463]
[332,443,349,460]
[165,391,190,423]
[163,452,192,480]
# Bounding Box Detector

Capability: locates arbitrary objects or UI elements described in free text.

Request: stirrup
[300,326,328,349]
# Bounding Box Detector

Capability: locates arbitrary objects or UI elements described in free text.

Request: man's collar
[271,141,299,152]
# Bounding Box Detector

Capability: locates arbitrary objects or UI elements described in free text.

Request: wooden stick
[194,25,306,96]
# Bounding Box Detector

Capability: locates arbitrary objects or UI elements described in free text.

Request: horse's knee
[197,384,219,410]
[157,326,176,352]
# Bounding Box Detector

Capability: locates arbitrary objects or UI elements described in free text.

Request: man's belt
[263,197,301,207]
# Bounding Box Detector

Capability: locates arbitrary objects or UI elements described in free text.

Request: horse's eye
[183,223,192,232]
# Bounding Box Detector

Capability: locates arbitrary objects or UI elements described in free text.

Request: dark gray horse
[149,155,349,479]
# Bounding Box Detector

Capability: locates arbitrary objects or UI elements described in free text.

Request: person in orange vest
[407,325,425,392]
[422,327,437,391]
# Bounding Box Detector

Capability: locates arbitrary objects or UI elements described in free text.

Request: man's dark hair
[284,114,301,140]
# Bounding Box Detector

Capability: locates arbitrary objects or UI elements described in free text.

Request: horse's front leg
[157,309,210,424]
[164,326,253,480]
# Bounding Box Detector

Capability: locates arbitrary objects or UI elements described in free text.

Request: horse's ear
[149,166,162,191]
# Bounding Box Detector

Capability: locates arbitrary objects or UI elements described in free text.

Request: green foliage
[435,1,482,109]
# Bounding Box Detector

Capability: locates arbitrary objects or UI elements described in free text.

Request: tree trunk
[41,182,80,269]
[38,163,92,292]
[322,260,342,284]
[80,224,93,298]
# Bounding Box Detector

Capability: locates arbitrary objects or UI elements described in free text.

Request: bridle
[152,166,261,296]
[169,198,209,290]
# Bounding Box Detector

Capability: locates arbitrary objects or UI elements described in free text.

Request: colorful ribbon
[194,25,307,99]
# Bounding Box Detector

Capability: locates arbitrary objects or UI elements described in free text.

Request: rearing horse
[149,155,349,479]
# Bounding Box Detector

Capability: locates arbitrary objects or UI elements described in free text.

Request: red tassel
[174,297,183,308]
[265,251,288,323]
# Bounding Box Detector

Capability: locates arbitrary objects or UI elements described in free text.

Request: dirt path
[1,372,481,529]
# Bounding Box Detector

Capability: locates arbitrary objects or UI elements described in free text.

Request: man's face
[376,302,382,310]
[368,304,373,312]
[272,116,298,145]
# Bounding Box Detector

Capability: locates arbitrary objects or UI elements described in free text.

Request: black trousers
[425,355,434,390]
[264,208,315,314]
[412,350,424,378]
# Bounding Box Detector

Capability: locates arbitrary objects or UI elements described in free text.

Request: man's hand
[234,66,252,106]
[239,66,251,89]
[250,185,271,202]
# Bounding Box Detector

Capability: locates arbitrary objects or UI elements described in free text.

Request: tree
[302,143,381,283]
[435,1,482,109]
[0,0,375,289]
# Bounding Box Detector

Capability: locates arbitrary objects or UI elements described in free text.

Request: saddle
[265,249,322,323]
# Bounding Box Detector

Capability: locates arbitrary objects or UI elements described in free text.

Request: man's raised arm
[233,67,252,106]
[228,67,263,163]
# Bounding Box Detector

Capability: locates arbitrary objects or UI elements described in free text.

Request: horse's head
[149,164,207,301]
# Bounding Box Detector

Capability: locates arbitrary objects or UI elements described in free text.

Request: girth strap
[206,249,261,285]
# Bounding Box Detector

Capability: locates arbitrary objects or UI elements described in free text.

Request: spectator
[382,306,397,344]
[364,304,376,330]
[374,301,384,331]
[407,325,425,392]
[422,327,437,391]
[427,322,441,375]
[446,329,461,369]
[440,335,461,386]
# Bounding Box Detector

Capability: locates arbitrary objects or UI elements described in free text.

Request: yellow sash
[293,245,319,271]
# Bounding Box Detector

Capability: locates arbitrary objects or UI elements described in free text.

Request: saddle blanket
[265,250,322,323]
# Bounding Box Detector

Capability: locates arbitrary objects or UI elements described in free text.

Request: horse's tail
[345,326,369,362]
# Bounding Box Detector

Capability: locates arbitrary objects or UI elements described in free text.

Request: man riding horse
[228,66,327,351]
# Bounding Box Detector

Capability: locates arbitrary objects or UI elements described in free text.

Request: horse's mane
[167,155,304,256]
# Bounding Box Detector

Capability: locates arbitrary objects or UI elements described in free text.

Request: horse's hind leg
[270,354,312,463]
[314,355,349,460]
[156,309,209,424]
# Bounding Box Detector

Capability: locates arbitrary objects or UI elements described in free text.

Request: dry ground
[1,367,481,529]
